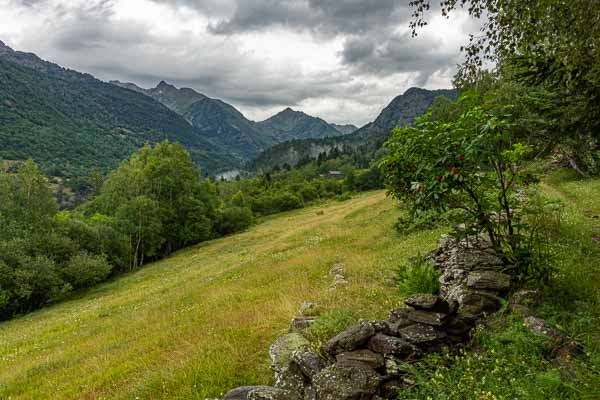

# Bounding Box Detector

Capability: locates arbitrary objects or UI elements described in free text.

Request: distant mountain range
[247,87,458,172]
[111,80,353,160]
[0,39,455,183]
[0,40,232,179]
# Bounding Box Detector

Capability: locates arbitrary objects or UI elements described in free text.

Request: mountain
[255,107,346,142]
[113,81,353,160]
[331,123,358,135]
[113,81,274,159]
[247,87,458,172]
[0,41,235,181]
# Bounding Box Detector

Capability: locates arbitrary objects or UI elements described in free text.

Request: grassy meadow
[397,170,600,399]
[0,191,444,399]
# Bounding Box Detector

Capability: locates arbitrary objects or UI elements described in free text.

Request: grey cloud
[6,0,470,125]
[208,0,412,36]
[340,31,460,85]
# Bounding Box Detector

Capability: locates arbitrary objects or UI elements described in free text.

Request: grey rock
[385,319,416,336]
[458,290,504,320]
[368,334,419,357]
[313,365,382,400]
[224,386,275,400]
[407,310,448,326]
[291,350,325,381]
[247,387,301,400]
[523,316,565,343]
[299,301,318,316]
[269,333,310,394]
[467,271,511,291]
[329,263,345,276]
[388,308,411,323]
[321,321,379,356]
[290,316,316,331]
[270,333,310,371]
[398,323,447,345]
[404,293,451,313]
[336,349,385,369]
[511,289,542,307]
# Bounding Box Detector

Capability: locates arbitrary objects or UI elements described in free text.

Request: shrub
[336,192,352,202]
[380,101,551,282]
[396,256,440,296]
[62,251,112,289]
[272,192,304,212]
[298,184,320,202]
[11,255,69,312]
[215,206,254,235]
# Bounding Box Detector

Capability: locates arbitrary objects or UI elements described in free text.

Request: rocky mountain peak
[155,80,177,91]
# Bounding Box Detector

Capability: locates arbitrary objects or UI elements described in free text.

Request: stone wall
[222,234,513,400]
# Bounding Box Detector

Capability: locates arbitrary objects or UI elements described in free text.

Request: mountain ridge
[112,80,355,159]
[0,42,236,180]
[247,87,458,172]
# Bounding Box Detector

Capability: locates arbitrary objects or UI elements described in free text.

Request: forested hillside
[0,42,234,184]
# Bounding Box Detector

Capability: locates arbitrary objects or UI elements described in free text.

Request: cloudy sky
[0,0,478,126]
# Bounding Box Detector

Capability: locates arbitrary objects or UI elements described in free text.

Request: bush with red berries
[380,104,535,267]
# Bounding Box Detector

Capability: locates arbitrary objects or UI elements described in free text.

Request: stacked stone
[223,235,513,400]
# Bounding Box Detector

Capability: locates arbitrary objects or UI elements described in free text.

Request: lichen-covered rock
[247,387,301,400]
[388,307,411,323]
[436,234,508,306]
[368,333,420,357]
[313,365,382,400]
[407,310,449,326]
[321,321,381,356]
[398,323,447,345]
[291,350,325,381]
[269,333,310,394]
[467,271,511,291]
[299,301,318,316]
[270,333,310,371]
[404,293,451,313]
[224,386,277,400]
[329,263,345,276]
[458,290,504,321]
[336,349,384,369]
[511,289,543,307]
[523,316,565,343]
[290,316,316,331]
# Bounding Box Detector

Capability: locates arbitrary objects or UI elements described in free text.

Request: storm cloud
[0,0,477,125]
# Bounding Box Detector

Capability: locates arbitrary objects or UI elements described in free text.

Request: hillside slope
[0,42,234,179]
[0,191,444,399]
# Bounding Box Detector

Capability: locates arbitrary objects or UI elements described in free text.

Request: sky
[0,0,479,126]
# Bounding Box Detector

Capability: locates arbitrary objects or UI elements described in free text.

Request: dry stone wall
[223,234,514,400]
